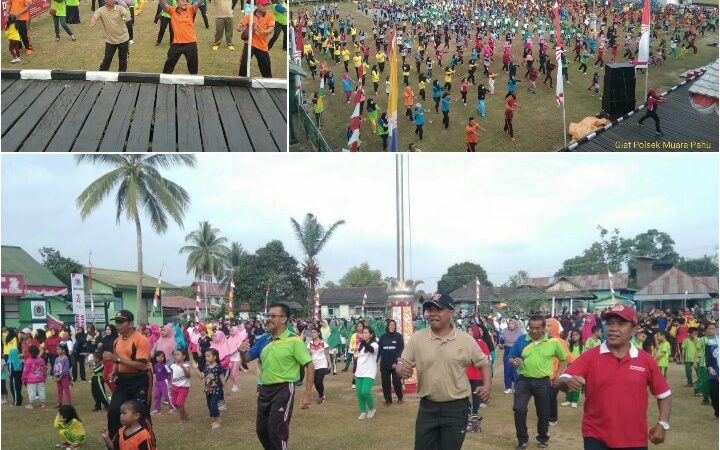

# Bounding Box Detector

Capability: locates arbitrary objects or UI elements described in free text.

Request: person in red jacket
[466,323,491,433]
[44,330,62,371]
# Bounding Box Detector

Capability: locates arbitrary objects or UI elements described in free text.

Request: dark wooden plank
[249,88,286,151]
[99,82,140,152]
[46,82,103,152]
[1,79,31,112]
[195,86,228,152]
[267,88,287,121]
[1,78,17,93]
[72,82,123,152]
[175,85,202,152]
[151,83,177,152]
[212,85,253,152]
[2,81,67,152]
[1,80,49,136]
[230,86,279,152]
[126,83,158,152]
[19,81,87,152]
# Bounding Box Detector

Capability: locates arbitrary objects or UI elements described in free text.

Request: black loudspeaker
[602,63,636,119]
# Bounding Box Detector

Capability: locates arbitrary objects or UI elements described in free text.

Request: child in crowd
[682,328,699,387]
[654,332,671,378]
[22,344,46,409]
[101,400,156,450]
[1,358,7,405]
[54,342,72,407]
[193,348,223,430]
[170,349,191,423]
[354,327,378,420]
[91,350,110,412]
[561,330,583,408]
[308,327,331,405]
[633,329,647,351]
[466,324,490,432]
[151,350,175,415]
[4,14,22,63]
[583,326,601,351]
[54,404,86,449]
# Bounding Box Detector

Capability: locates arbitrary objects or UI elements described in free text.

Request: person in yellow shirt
[341,47,351,71]
[350,26,357,42]
[376,50,386,73]
[4,15,23,62]
[371,65,380,94]
[418,75,427,101]
[444,66,455,91]
[345,321,364,389]
[333,44,341,63]
[352,52,362,78]
[361,61,369,85]
[303,42,312,59]
[402,62,411,86]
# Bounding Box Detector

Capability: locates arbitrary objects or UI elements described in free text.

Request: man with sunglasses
[239,303,314,450]
[102,310,154,442]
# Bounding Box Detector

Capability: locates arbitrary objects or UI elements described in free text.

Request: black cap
[423,293,455,311]
[114,310,134,322]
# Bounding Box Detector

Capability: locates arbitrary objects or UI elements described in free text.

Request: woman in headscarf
[324,319,342,375]
[211,330,231,410]
[226,325,247,392]
[546,317,573,426]
[156,323,177,364]
[501,318,525,393]
[7,343,23,405]
[581,313,597,344]
[100,324,118,392]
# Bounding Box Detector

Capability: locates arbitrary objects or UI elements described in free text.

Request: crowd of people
[1,298,718,449]
[294,0,716,150]
[5,0,287,76]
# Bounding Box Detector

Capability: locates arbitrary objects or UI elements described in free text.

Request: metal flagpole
[246,0,255,77]
[561,103,567,148]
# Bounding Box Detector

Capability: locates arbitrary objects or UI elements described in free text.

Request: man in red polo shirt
[553,305,671,450]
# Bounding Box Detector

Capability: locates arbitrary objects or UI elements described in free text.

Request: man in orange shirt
[465,117,485,152]
[8,0,32,54]
[159,0,203,74]
[103,310,154,441]
[403,85,415,121]
[238,0,275,77]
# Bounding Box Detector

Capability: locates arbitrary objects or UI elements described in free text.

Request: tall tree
[503,270,529,287]
[677,255,719,277]
[290,213,345,299]
[76,155,195,324]
[437,262,492,294]
[624,229,680,270]
[220,242,247,284]
[338,262,383,288]
[38,247,84,288]
[556,227,628,276]
[179,221,230,280]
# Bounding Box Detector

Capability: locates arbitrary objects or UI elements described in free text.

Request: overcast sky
[2,154,717,291]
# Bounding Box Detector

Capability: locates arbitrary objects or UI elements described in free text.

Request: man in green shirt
[240,303,314,450]
[508,315,568,449]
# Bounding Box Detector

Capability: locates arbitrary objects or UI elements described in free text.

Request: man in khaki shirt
[212,0,233,51]
[398,293,491,450]
[90,0,131,71]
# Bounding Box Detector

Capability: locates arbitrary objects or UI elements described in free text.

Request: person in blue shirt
[441,92,451,129]
[414,103,425,140]
[505,76,520,99]
[432,80,442,113]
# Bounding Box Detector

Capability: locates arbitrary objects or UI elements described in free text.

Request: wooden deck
[1,76,287,152]
[571,81,718,152]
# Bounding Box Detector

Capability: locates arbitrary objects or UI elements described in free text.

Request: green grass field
[2,349,717,449]
[0,0,287,77]
[293,3,718,151]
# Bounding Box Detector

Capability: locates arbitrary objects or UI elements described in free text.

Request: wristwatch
[657,421,670,430]
[115,357,122,364]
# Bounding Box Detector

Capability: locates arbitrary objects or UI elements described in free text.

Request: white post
[551,295,556,316]
[570,298,573,313]
[246,0,255,77]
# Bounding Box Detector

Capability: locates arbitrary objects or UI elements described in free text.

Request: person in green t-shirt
[694,328,710,403]
[65,0,80,24]
[654,332,671,378]
[50,0,76,41]
[682,328,700,387]
[632,329,647,351]
[583,326,602,352]
[561,329,583,408]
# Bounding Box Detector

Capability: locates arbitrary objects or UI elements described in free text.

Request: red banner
[2,0,51,30]
[1,274,26,297]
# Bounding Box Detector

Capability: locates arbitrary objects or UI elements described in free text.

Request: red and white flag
[264,286,271,315]
[553,2,564,107]
[347,88,364,151]
[313,291,320,321]
[195,284,201,319]
[634,0,650,68]
[228,275,235,311]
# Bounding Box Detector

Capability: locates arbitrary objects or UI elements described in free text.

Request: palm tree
[179,221,230,281]
[76,155,196,324]
[219,242,247,284]
[290,213,345,301]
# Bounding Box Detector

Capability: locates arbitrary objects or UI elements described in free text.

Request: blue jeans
[503,350,518,390]
[206,392,221,417]
[53,15,73,38]
[477,99,486,117]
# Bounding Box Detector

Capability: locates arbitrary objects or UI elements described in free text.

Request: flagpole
[561,102,567,149]
[88,251,94,324]
[246,0,255,77]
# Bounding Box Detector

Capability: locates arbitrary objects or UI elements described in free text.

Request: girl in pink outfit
[581,314,597,344]
[210,331,230,410]
[22,344,46,409]
[226,325,247,392]
[151,350,175,415]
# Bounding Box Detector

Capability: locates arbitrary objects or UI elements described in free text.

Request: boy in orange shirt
[465,117,485,152]
[238,0,274,77]
[159,0,203,74]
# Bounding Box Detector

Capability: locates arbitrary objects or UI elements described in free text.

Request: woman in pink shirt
[22,345,46,409]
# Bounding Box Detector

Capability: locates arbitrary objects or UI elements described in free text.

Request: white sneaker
[549,421,558,426]
[571,403,578,408]
[231,385,239,392]
[351,384,356,390]
[366,409,376,419]
[504,389,512,394]
[129,39,135,44]
[358,412,367,420]
[560,401,571,407]
[479,403,487,408]
[218,404,227,411]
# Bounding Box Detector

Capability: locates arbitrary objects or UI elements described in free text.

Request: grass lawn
[2,349,717,449]
[293,3,718,151]
[0,0,287,78]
